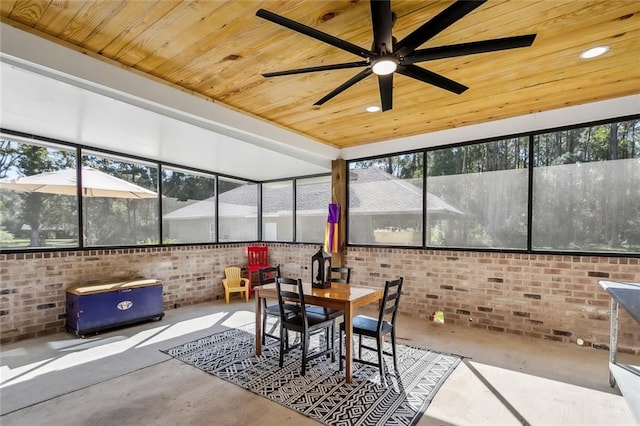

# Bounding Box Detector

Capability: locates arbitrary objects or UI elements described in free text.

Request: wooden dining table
[254,282,383,383]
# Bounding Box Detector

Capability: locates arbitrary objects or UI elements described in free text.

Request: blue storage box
[66,279,164,337]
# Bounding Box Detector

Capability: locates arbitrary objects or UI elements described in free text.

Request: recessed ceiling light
[580,46,609,59]
[366,106,380,113]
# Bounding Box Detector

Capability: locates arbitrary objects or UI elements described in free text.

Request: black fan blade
[370,0,394,54]
[314,68,373,105]
[263,61,368,77]
[396,0,486,56]
[398,64,467,94]
[257,9,375,59]
[378,73,393,111]
[404,34,537,65]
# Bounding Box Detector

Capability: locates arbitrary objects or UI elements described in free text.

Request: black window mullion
[527,134,534,252]
[76,146,84,249]
[215,176,219,243]
[292,179,297,242]
[158,164,164,245]
[422,150,428,248]
[258,183,263,241]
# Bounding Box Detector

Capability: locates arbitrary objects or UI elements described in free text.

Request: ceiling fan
[256,0,536,112]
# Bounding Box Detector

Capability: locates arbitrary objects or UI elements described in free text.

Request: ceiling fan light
[372,57,398,75]
[580,46,609,59]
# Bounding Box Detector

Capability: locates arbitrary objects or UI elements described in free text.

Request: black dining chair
[275,277,336,375]
[339,277,403,384]
[306,266,352,320]
[257,266,283,345]
[257,267,300,348]
[329,266,351,284]
[304,267,351,356]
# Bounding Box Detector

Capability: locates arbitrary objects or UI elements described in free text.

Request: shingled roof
[164,168,464,219]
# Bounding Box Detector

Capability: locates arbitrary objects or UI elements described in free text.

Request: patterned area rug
[162,326,461,426]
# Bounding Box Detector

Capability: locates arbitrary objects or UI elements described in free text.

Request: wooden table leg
[255,290,262,355]
[344,303,353,383]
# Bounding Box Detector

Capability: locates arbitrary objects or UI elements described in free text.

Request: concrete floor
[0,299,637,426]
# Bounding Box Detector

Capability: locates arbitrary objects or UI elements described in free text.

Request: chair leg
[279,327,286,368]
[330,324,335,363]
[261,312,267,346]
[339,327,344,371]
[391,328,398,371]
[377,336,385,380]
[302,331,310,376]
[324,324,331,359]
[225,291,229,304]
[358,334,363,359]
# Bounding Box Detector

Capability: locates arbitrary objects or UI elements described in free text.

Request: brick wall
[345,247,640,354]
[0,245,247,343]
[1,244,639,354]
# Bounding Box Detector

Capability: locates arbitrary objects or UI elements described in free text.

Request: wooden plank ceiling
[1,1,639,148]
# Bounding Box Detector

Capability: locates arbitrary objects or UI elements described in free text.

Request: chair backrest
[247,246,269,266]
[275,276,305,322]
[224,266,244,287]
[330,267,351,284]
[258,266,281,286]
[258,266,281,308]
[377,277,403,332]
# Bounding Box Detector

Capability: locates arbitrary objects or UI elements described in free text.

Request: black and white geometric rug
[162,326,461,426]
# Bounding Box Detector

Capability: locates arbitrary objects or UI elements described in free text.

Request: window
[349,154,424,246]
[426,138,529,249]
[532,119,640,252]
[82,152,159,246]
[218,176,258,242]
[162,167,216,244]
[0,137,78,250]
[296,175,331,243]
[3,115,637,254]
[262,180,293,241]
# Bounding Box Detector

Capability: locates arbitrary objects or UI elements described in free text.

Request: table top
[256,282,382,303]
[599,280,640,324]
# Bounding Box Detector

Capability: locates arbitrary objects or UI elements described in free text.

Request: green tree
[0,139,20,178]
[0,140,76,247]
[161,169,215,201]
[16,145,50,246]
[354,153,423,179]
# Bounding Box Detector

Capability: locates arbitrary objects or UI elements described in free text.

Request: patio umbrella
[323,203,340,253]
[0,167,157,199]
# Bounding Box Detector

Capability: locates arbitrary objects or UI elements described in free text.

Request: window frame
[346,114,640,257]
[2,113,638,257]
[0,129,261,252]
[347,153,425,248]
[294,174,333,244]
[424,137,530,250]
[160,165,217,245]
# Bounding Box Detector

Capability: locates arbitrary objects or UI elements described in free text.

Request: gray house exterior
[164,168,463,245]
